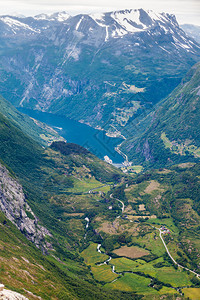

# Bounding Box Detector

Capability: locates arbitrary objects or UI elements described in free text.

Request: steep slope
[121,61,200,168]
[0,109,122,241]
[0,162,51,250]
[0,9,199,135]
[0,94,65,146]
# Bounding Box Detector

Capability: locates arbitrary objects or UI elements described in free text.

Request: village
[160,225,171,235]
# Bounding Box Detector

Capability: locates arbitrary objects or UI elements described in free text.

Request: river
[18,108,124,164]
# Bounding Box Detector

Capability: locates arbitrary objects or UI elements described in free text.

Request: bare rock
[0,163,52,251]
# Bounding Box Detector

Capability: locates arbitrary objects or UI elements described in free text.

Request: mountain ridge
[0,8,199,137]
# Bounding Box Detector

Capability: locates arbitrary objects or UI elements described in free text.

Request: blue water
[18,108,124,164]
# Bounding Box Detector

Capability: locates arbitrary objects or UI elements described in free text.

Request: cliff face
[0,163,51,251]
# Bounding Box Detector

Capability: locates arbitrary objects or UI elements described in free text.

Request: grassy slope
[0,94,64,146]
[121,61,200,168]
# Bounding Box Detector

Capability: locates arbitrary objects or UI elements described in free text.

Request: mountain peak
[89,8,180,39]
[34,11,70,22]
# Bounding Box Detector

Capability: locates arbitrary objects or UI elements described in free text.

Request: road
[115,143,128,163]
[89,187,199,279]
[110,193,125,213]
[155,226,200,278]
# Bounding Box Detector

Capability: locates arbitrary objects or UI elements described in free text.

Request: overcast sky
[0,0,200,25]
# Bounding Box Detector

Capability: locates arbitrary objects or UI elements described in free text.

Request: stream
[84,217,90,239]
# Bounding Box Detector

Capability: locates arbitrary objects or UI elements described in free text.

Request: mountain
[0,9,200,299]
[0,207,131,299]
[34,11,70,22]
[181,24,200,44]
[121,61,200,168]
[0,9,199,136]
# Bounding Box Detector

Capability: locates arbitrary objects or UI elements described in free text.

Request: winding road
[87,185,199,279]
[110,193,125,213]
[154,226,200,278]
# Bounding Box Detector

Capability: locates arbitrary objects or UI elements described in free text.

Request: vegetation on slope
[0,94,64,146]
[0,211,141,299]
[0,93,199,298]
[121,62,200,168]
[0,111,138,298]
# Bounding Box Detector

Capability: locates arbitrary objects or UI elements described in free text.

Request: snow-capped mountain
[0,16,40,35]
[0,9,200,132]
[0,8,199,51]
[34,11,70,22]
[0,11,70,38]
[90,9,177,36]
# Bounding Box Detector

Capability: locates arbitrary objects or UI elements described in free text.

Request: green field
[67,177,108,193]
[131,231,166,257]
[111,256,192,287]
[81,243,109,265]
[105,273,153,293]
[111,257,143,272]
[91,264,119,282]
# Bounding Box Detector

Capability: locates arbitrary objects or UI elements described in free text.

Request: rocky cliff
[0,163,51,251]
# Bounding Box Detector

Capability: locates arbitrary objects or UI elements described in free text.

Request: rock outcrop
[0,163,51,251]
[0,289,28,300]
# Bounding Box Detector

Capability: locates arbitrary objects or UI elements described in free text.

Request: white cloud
[0,0,199,25]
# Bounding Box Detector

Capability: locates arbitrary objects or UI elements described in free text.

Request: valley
[0,6,199,300]
[0,105,200,299]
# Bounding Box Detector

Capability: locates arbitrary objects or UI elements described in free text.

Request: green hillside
[79,162,200,298]
[121,62,200,168]
[0,94,64,146]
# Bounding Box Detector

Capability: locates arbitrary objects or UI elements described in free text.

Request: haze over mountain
[181,24,200,44]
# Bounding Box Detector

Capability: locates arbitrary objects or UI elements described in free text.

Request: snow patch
[76,16,83,31]
[0,289,28,300]
[159,46,170,53]
[105,26,109,42]
[0,16,40,33]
